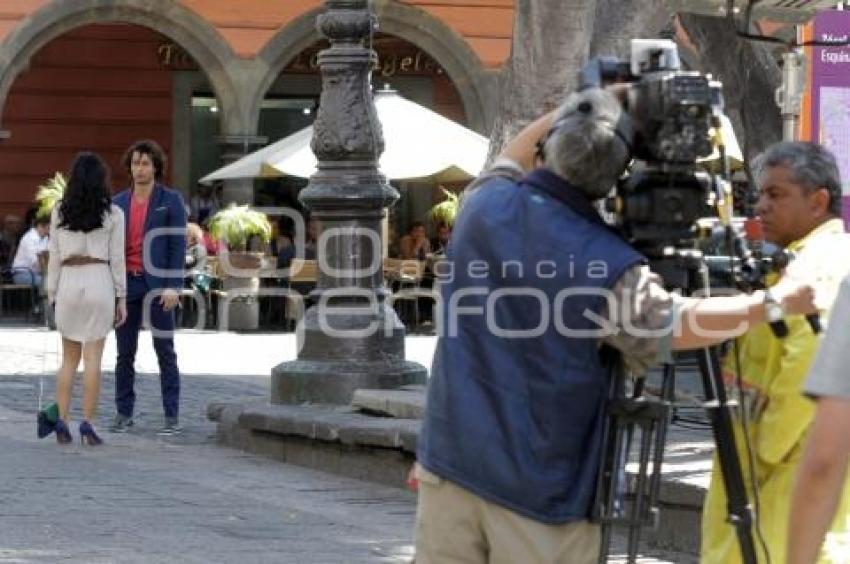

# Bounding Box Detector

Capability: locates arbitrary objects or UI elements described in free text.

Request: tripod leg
[698,347,759,564]
[627,424,654,562]
[598,419,627,564]
[649,364,675,506]
[597,352,628,564]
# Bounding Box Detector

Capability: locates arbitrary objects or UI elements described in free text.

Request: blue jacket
[417,169,644,524]
[113,184,187,290]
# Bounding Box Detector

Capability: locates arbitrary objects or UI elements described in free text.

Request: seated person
[194,217,219,256]
[399,221,431,260]
[303,216,319,260]
[271,218,296,270]
[430,222,451,255]
[190,183,220,226]
[186,222,208,273]
[11,217,49,288]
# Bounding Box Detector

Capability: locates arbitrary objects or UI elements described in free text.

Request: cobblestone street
[0,403,419,564]
[0,325,697,563]
[0,325,428,563]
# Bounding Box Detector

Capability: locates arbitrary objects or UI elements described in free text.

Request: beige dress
[47,204,126,343]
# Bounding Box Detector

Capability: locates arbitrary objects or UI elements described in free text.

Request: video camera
[582,39,720,166]
[581,39,778,293]
[582,40,722,251]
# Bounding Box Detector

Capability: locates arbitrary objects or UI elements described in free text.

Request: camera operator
[788,275,850,564]
[413,88,816,564]
[701,142,850,564]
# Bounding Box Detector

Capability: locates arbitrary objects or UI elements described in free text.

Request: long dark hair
[122,139,166,182]
[58,152,112,233]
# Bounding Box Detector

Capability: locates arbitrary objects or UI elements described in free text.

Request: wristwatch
[763,289,785,323]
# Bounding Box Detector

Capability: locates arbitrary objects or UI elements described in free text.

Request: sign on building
[803,10,850,223]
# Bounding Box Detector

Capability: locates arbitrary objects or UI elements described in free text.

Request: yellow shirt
[702,219,850,564]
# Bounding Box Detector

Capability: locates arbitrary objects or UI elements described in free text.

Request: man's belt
[61,256,108,267]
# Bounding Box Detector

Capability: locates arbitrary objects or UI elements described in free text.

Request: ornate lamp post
[271,0,427,405]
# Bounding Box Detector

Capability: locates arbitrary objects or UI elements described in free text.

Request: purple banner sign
[811,10,850,226]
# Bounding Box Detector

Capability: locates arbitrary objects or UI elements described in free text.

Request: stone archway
[0,0,241,130]
[252,1,497,136]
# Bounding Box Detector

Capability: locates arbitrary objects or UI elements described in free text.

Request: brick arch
[0,0,241,128]
[253,2,497,135]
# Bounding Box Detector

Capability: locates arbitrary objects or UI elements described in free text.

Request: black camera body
[629,71,719,164]
[582,40,726,258]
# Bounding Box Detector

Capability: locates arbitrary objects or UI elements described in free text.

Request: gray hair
[752,142,842,216]
[541,88,632,199]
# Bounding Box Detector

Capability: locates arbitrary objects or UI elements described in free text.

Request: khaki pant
[414,465,600,564]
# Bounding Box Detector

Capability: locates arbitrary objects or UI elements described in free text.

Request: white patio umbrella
[200,88,489,184]
[199,127,314,182]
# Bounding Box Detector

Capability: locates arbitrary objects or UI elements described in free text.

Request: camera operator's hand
[498,111,556,172]
[672,278,817,351]
[768,277,817,317]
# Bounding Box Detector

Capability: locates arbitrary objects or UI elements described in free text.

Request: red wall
[0,21,468,221]
[0,23,173,220]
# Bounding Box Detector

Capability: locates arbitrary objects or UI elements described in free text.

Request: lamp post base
[272,359,426,405]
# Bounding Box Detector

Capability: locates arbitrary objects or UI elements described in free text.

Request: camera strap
[524,169,606,225]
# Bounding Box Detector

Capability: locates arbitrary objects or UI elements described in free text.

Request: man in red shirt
[112,139,187,435]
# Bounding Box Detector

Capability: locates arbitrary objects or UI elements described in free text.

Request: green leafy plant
[35,172,66,221]
[429,187,459,228]
[208,204,272,251]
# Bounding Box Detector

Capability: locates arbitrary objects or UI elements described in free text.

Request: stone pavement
[0,324,702,562]
[0,404,417,563]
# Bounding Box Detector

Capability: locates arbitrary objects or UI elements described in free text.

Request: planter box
[219,273,261,331]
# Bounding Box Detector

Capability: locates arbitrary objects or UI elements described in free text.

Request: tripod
[595,251,759,564]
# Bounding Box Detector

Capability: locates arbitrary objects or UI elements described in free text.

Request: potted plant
[35,172,66,222]
[429,187,459,228]
[208,204,272,272]
[207,204,272,331]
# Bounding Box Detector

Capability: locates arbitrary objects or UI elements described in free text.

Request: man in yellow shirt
[701,142,850,563]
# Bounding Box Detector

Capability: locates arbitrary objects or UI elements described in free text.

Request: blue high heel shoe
[54,419,72,444]
[79,421,103,446]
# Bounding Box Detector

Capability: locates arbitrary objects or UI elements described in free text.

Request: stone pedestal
[271,0,427,405]
[218,276,260,331]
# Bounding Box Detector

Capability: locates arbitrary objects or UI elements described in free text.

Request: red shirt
[202,231,219,255]
[126,195,149,273]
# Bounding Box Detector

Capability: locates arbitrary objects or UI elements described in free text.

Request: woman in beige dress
[47,152,127,445]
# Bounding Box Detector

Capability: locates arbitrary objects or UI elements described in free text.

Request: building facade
[0,0,513,220]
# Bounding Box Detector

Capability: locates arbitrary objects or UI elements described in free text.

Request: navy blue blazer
[113,184,187,290]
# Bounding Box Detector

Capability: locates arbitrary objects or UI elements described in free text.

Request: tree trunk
[589,0,672,59]
[677,14,782,163]
[486,0,598,163]
[488,2,782,168]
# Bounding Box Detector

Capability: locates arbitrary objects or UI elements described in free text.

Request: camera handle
[767,315,821,338]
[768,319,789,338]
[750,244,822,338]
[806,314,822,334]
